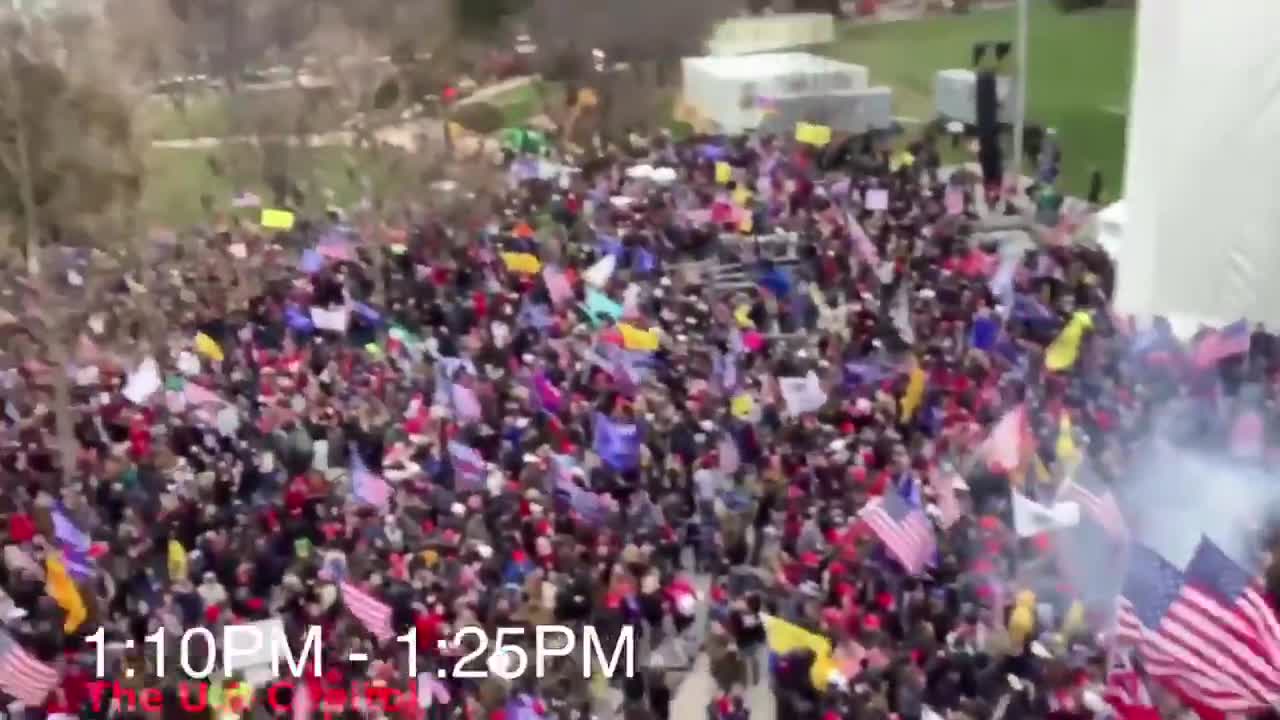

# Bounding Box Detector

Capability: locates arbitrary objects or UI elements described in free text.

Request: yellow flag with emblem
[899,362,927,422]
[618,323,660,352]
[195,332,224,362]
[46,553,87,633]
[763,615,838,691]
[500,252,542,275]
[1056,413,1078,464]
[1045,311,1093,371]
[168,539,188,582]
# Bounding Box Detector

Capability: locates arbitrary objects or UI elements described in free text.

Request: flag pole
[1011,0,1029,185]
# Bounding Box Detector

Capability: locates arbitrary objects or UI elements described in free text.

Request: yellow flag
[195,332,224,362]
[259,208,295,230]
[733,305,755,328]
[795,122,832,147]
[730,393,755,420]
[168,539,188,582]
[618,323,659,351]
[889,151,916,172]
[899,364,927,422]
[500,252,543,275]
[715,161,732,184]
[46,554,87,633]
[763,615,838,691]
[1056,413,1078,464]
[1045,311,1093,371]
[1061,599,1086,639]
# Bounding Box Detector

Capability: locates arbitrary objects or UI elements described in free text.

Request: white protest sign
[865,188,889,211]
[122,357,161,405]
[778,371,826,416]
[221,616,292,684]
[310,306,350,333]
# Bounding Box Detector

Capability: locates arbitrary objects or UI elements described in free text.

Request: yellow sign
[795,122,832,147]
[715,161,732,184]
[260,208,295,230]
[731,393,755,419]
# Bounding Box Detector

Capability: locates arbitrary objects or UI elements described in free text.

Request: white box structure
[933,68,1013,126]
[1115,0,1280,332]
[682,52,876,134]
[706,13,836,56]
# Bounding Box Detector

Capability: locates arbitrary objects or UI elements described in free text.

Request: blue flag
[286,306,314,333]
[352,302,381,323]
[970,313,1000,351]
[448,441,487,490]
[299,249,325,275]
[52,506,93,580]
[593,412,640,470]
[633,248,657,273]
[349,445,390,509]
[758,267,792,298]
[517,300,554,330]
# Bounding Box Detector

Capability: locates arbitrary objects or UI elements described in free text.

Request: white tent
[1115,0,1280,331]
[681,52,874,134]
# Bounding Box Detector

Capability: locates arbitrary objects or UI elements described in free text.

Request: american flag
[858,489,936,575]
[1058,478,1128,542]
[1102,646,1160,720]
[349,446,390,509]
[339,581,394,642]
[1193,320,1250,369]
[1184,536,1280,670]
[1114,543,1279,713]
[0,630,59,706]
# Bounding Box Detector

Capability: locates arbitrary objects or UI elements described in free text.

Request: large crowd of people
[1,126,1277,720]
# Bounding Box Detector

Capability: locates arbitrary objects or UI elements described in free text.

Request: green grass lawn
[141,144,420,227]
[824,1,1134,199]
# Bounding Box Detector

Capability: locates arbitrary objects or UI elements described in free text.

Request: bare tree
[525,0,740,139]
